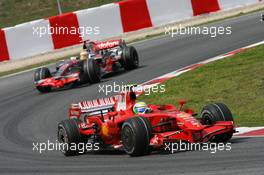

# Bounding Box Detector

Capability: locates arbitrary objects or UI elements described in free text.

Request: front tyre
[201,103,234,143]
[122,46,139,70]
[34,67,51,93]
[82,59,101,84]
[57,119,82,156]
[121,117,152,156]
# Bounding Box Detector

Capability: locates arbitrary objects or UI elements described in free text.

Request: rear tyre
[121,117,152,156]
[122,46,139,70]
[82,59,101,84]
[57,119,83,156]
[34,67,52,93]
[201,103,234,142]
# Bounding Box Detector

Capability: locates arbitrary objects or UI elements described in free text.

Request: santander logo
[96,40,120,50]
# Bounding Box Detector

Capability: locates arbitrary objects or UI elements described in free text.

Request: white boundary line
[141,40,264,86]
[234,127,264,136]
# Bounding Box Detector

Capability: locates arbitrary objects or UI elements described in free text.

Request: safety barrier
[0,0,261,61]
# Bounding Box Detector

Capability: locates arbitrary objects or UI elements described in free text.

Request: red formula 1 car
[57,87,235,156]
[34,58,100,93]
[34,40,139,93]
[82,39,139,76]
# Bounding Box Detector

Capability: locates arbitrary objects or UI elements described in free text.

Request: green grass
[0,0,121,28]
[138,45,264,127]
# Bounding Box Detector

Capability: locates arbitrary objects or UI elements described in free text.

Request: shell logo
[102,125,109,137]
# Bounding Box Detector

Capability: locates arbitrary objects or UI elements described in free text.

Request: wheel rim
[202,113,213,125]
[132,51,139,67]
[58,127,68,153]
[121,125,135,153]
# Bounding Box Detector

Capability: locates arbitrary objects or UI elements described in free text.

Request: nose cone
[176,112,204,130]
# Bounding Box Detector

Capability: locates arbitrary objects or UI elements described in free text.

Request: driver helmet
[70,56,77,61]
[133,102,148,114]
[80,50,88,60]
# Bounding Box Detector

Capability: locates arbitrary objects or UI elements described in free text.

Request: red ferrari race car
[34,40,139,93]
[57,86,235,156]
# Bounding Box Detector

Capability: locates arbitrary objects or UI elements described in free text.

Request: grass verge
[138,44,264,127]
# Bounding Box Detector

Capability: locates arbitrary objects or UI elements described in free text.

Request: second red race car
[57,86,235,156]
[82,39,139,76]
[34,40,139,93]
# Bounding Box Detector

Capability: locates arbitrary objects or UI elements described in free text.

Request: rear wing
[69,96,118,118]
[82,39,126,54]
[69,84,137,119]
[79,96,116,112]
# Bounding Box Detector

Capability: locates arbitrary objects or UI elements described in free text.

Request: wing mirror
[109,111,117,116]
[178,99,186,111]
[108,111,118,121]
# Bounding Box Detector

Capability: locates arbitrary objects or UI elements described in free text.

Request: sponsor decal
[96,40,119,50]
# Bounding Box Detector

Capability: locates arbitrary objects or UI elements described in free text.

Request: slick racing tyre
[121,46,139,70]
[82,59,101,84]
[68,67,85,87]
[34,67,52,93]
[57,119,85,156]
[201,103,234,143]
[121,117,152,156]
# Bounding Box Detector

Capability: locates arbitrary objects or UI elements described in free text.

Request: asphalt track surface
[0,12,264,175]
